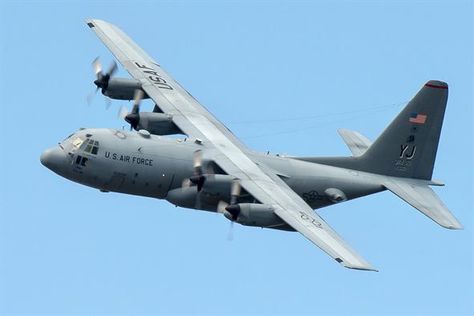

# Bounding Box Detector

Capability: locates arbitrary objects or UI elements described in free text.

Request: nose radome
[40,147,66,174]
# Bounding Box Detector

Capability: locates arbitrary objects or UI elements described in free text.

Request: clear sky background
[0,1,472,315]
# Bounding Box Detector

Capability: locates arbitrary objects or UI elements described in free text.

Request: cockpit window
[82,138,100,155]
[75,155,88,166]
[72,137,84,149]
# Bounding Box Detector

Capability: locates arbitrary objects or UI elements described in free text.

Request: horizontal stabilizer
[384,179,462,229]
[338,129,372,156]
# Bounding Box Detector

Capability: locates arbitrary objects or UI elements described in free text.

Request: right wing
[338,129,372,156]
[384,178,462,229]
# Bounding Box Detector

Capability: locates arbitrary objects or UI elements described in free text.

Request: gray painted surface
[40,20,462,272]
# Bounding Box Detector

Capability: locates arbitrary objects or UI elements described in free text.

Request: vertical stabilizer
[361,81,448,180]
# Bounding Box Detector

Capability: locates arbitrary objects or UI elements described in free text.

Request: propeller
[217,200,234,240]
[118,89,144,130]
[183,150,240,212]
[189,150,205,191]
[93,57,118,91]
[216,179,241,222]
[87,57,117,108]
[227,220,234,241]
[189,150,206,208]
[230,179,241,206]
[217,202,233,237]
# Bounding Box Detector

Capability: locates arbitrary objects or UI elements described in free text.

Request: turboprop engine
[166,150,292,230]
[118,90,182,135]
[221,203,283,228]
[101,77,146,100]
[166,174,237,210]
[89,58,150,103]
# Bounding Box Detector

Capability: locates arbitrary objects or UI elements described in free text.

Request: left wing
[86,19,376,271]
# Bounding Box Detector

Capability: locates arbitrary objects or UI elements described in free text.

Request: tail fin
[297,81,449,180]
[361,80,448,180]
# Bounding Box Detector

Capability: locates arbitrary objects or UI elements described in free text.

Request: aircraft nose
[40,147,66,174]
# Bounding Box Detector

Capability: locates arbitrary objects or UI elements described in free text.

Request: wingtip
[443,223,463,230]
[343,264,379,272]
[85,18,107,27]
[337,258,378,272]
[439,218,463,230]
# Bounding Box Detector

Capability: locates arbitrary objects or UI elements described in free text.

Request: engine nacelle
[166,187,198,209]
[165,186,222,212]
[200,174,234,197]
[102,78,148,100]
[135,112,182,135]
[227,203,285,228]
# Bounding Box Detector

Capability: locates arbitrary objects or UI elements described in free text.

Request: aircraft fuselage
[41,128,384,228]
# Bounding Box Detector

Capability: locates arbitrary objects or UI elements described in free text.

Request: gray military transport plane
[40,19,462,271]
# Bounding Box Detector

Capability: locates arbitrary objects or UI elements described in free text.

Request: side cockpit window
[75,155,88,167]
[82,139,100,155]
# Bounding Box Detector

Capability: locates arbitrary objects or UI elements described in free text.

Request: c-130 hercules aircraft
[40,19,462,271]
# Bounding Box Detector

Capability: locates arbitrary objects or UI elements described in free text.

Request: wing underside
[86,18,376,271]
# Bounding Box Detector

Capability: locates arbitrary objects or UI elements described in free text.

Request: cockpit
[59,131,100,155]
[41,129,104,178]
[39,129,101,173]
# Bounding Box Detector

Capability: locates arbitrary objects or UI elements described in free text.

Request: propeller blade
[92,57,102,77]
[227,221,234,241]
[86,87,99,106]
[182,178,192,188]
[130,89,143,115]
[193,150,203,176]
[133,89,144,104]
[106,60,118,77]
[230,179,241,205]
[90,57,116,108]
[217,200,229,214]
[104,96,112,110]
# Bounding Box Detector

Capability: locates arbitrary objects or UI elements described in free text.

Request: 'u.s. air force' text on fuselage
[104,151,153,166]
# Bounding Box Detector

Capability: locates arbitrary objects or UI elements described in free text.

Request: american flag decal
[409,113,427,124]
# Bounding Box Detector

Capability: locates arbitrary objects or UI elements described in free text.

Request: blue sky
[0,1,472,315]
